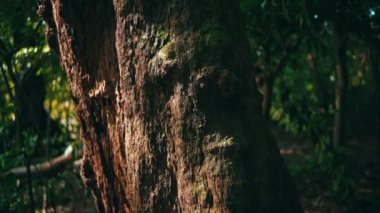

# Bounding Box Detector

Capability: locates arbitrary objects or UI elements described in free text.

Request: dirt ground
[274,127,380,213]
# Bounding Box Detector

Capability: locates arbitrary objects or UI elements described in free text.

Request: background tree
[242,0,306,120]
[243,0,380,203]
[306,0,380,146]
[366,6,380,154]
[0,0,82,211]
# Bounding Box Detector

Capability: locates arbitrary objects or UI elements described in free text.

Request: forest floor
[274,126,380,213]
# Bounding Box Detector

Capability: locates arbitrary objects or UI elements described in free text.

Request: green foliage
[0,0,80,211]
[242,1,380,208]
[315,136,352,195]
[270,50,333,138]
[243,0,307,64]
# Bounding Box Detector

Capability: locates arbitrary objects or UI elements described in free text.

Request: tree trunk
[307,53,327,112]
[39,0,302,212]
[262,76,274,121]
[369,39,380,154]
[332,24,348,146]
[15,68,60,137]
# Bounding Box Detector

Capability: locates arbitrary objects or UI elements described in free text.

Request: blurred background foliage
[0,0,85,212]
[0,0,380,212]
[242,0,380,211]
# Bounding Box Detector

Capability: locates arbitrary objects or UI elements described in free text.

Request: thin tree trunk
[39,0,302,212]
[308,53,327,112]
[332,24,348,146]
[262,76,274,120]
[369,39,380,154]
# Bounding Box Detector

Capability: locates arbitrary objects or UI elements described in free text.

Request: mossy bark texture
[39,0,303,212]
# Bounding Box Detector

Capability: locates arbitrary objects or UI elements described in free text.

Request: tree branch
[2,145,83,179]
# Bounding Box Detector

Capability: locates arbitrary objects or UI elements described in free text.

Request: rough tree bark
[332,24,348,146]
[39,0,302,212]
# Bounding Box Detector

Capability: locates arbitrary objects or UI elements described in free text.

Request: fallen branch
[2,145,83,179]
